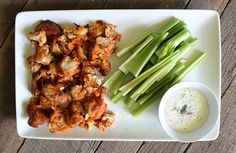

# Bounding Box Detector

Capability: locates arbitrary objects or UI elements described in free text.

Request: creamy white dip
[164,88,208,133]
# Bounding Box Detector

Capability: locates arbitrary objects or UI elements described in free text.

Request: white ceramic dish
[15,10,221,141]
[159,82,219,142]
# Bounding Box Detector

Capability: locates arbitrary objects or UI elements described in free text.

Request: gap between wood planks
[0,0,230,152]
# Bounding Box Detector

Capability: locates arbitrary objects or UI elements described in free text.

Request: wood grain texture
[95,141,143,153]
[0,0,27,46]
[0,29,25,153]
[185,75,236,153]
[0,0,235,153]
[186,0,229,14]
[18,139,100,153]
[102,0,189,9]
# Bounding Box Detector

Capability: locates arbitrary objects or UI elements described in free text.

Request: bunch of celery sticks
[104,17,207,116]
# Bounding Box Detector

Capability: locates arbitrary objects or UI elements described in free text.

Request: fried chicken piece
[67,102,86,128]
[48,109,70,133]
[84,98,107,120]
[35,20,62,38]
[90,59,111,76]
[105,24,116,38]
[50,37,64,56]
[39,95,53,109]
[28,30,47,46]
[34,45,53,65]
[70,85,87,101]
[84,73,103,87]
[58,56,80,76]
[96,111,115,132]
[88,20,106,38]
[73,46,87,62]
[41,83,64,97]
[27,55,42,73]
[26,97,47,128]
[30,69,48,96]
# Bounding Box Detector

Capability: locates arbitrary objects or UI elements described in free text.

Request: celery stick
[137,77,174,105]
[116,32,152,57]
[156,29,190,57]
[170,52,207,86]
[111,91,124,104]
[155,17,180,35]
[132,86,168,117]
[124,95,136,107]
[119,35,154,74]
[130,60,176,100]
[132,51,207,116]
[116,17,179,57]
[166,21,186,39]
[119,51,179,96]
[142,61,153,72]
[125,33,169,77]
[103,70,126,94]
[145,61,186,94]
[150,54,158,65]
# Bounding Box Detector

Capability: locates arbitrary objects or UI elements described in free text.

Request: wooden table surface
[0,0,235,153]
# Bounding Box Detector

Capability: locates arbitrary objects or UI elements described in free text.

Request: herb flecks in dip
[164,88,208,133]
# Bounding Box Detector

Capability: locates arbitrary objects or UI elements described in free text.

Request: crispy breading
[26,20,121,132]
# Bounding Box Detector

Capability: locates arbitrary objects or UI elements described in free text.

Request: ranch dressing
[164,88,208,133]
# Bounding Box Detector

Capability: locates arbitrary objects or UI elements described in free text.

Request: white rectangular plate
[15,10,221,141]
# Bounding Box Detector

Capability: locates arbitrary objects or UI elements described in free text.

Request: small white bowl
[158,81,219,142]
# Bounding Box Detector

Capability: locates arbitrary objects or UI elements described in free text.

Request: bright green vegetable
[119,35,154,74]
[119,51,179,96]
[124,95,136,107]
[103,70,126,94]
[166,21,186,39]
[116,17,180,58]
[116,32,152,57]
[132,86,168,117]
[170,52,207,86]
[131,51,207,116]
[130,60,176,100]
[125,33,169,77]
[145,60,186,94]
[111,91,124,104]
[137,77,174,105]
[155,29,190,58]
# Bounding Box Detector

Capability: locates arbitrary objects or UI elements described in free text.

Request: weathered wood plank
[102,0,189,9]
[18,139,100,153]
[23,0,107,10]
[186,0,229,14]
[0,29,25,153]
[0,0,28,46]
[95,141,143,153]
[185,75,236,153]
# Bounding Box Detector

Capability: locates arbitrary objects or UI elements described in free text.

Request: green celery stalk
[130,60,176,100]
[142,61,153,72]
[119,35,154,74]
[137,77,174,105]
[103,70,126,94]
[124,95,136,107]
[116,32,152,57]
[119,51,179,96]
[154,17,180,35]
[155,29,190,58]
[131,51,207,116]
[145,60,186,94]
[111,91,124,104]
[170,52,207,86]
[166,21,186,39]
[125,33,169,77]
[150,54,158,65]
[132,86,168,117]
